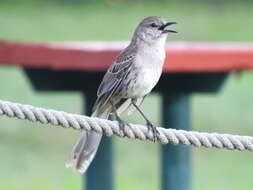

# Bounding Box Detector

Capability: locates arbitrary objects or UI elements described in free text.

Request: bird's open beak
[158,22,177,33]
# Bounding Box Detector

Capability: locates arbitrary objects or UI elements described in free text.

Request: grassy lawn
[0,1,253,190]
[1,1,253,42]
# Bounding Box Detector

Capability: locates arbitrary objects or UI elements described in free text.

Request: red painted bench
[1,41,253,72]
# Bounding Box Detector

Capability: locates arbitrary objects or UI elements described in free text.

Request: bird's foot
[146,121,160,142]
[115,116,131,137]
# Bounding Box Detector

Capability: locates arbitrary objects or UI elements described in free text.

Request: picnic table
[1,40,253,190]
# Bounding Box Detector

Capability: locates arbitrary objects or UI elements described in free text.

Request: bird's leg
[131,99,159,142]
[110,101,131,136]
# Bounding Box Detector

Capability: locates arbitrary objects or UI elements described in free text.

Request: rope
[0,99,253,151]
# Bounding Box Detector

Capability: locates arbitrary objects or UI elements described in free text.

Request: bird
[66,16,177,173]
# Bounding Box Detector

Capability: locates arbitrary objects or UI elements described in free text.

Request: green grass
[0,1,253,190]
[1,1,253,42]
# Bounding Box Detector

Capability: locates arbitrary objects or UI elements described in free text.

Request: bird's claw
[117,119,131,137]
[147,122,159,142]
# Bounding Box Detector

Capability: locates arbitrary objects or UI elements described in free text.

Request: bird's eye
[150,23,157,28]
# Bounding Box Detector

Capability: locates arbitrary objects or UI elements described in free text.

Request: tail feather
[66,108,110,173]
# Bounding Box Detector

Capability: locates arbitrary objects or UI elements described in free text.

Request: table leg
[84,92,114,190]
[161,94,192,190]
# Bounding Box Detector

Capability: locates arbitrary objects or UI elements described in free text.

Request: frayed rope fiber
[0,100,253,151]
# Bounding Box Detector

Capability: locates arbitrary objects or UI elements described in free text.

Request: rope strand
[0,100,253,151]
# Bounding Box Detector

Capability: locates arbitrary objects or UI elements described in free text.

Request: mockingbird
[66,16,177,173]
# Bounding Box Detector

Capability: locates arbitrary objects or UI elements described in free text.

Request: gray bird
[66,16,177,173]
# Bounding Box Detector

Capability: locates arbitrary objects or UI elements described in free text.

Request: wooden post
[161,94,191,190]
[84,92,114,190]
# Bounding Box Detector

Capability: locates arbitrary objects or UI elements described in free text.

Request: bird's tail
[66,108,110,173]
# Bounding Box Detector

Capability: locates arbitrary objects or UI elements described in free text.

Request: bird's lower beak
[158,22,177,33]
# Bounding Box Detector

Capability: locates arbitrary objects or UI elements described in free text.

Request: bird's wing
[92,45,137,113]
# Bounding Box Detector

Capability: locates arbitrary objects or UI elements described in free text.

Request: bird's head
[133,16,177,44]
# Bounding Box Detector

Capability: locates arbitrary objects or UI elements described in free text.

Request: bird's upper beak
[158,22,177,33]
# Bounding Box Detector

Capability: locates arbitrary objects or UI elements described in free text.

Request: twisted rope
[0,100,253,151]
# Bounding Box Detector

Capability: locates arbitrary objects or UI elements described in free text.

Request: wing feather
[92,45,137,112]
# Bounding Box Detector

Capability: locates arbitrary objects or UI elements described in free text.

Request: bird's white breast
[130,42,166,97]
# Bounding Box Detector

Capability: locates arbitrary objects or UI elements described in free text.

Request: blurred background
[0,0,253,190]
